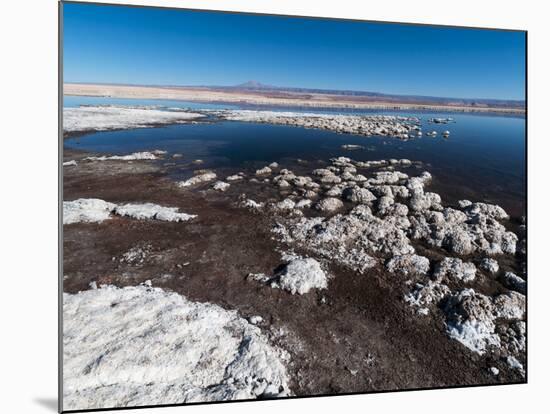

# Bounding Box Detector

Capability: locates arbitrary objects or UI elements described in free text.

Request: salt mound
[63,198,196,224]
[114,203,196,222]
[63,284,290,411]
[63,199,116,224]
[275,257,328,295]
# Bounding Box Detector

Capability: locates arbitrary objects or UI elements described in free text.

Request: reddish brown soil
[62,148,525,400]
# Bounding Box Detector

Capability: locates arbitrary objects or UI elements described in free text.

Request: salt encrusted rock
[331,156,353,167]
[312,168,332,177]
[489,367,500,376]
[404,281,450,315]
[114,203,196,222]
[212,181,230,192]
[480,258,499,274]
[84,151,161,162]
[241,199,264,209]
[368,171,409,186]
[499,320,526,356]
[291,176,312,187]
[386,254,430,276]
[178,172,217,187]
[274,257,328,295]
[249,315,264,325]
[269,162,279,169]
[63,284,290,410]
[277,179,291,188]
[501,272,526,294]
[314,197,344,212]
[376,195,395,214]
[506,355,525,376]
[273,199,296,211]
[350,204,373,219]
[443,288,526,355]
[274,207,412,274]
[493,291,526,320]
[256,166,272,175]
[433,257,477,283]
[295,199,312,209]
[63,160,77,167]
[381,203,409,217]
[325,184,346,197]
[319,174,342,184]
[226,173,245,181]
[342,187,377,204]
[221,111,418,139]
[63,198,116,224]
[458,199,473,209]
[462,202,509,220]
[64,199,196,224]
[408,205,517,256]
[443,289,501,354]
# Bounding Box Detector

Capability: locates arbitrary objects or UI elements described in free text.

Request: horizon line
[63,81,526,104]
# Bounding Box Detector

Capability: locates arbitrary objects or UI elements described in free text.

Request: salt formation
[218,110,419,139]
[114,203,196,222]
[63,284,290,410]
[84,151,162,161]
[63,199,116,225]
[178,172,217,187]
[249,256,328,295]
[63,105,204,133]
[63,199,196,224]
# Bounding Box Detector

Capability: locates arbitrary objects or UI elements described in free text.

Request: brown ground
[63,148,525,401]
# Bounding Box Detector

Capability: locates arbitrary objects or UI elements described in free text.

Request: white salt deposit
[178,172,217,187]
[212,181,230,192]
[274,257,328,295]
[63,284,290,410]
[63,199,116,225]
[114,203,196,222]
[63,198,196,224]
[63,106,204,133]
[84,152,160,161]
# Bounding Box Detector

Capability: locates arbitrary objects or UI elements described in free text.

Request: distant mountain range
[65,80,525,109]
[214,80,525,108]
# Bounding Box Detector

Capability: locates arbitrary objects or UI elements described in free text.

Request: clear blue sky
[62,2,526,100]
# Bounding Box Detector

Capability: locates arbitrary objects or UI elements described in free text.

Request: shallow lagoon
[64,97,526,216]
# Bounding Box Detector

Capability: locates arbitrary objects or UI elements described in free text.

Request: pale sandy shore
[65,83,525,115]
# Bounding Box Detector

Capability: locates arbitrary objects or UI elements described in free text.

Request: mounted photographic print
[60,1,527,412]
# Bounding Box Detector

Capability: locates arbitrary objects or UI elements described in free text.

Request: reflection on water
[63,97,526,217]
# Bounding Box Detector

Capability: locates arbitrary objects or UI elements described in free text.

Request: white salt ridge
[178,172,217,187]
[212,181,230,192]
[63,160,77,167]
[63,284,290,411]
[63,199,116,225]
[114,203,196,222]
[63,106,204,133]
[63,198,196,224]
[84,152,161,161]
[217,110,417,139]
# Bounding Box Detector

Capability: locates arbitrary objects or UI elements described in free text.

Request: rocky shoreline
[63,145,526,409]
